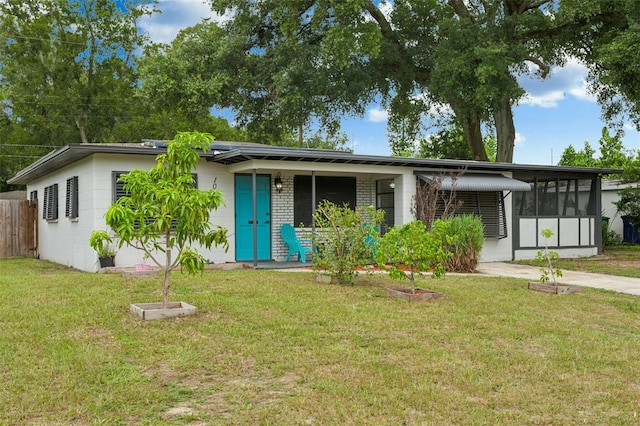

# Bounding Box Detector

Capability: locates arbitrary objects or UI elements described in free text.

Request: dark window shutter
[43,184,59,220]
[65,176,78,218]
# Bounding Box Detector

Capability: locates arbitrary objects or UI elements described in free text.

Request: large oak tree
[141,0,627,162]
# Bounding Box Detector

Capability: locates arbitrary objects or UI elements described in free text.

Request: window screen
[294,176,356,226]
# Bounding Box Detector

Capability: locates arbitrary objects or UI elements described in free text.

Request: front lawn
[1,258,639,424]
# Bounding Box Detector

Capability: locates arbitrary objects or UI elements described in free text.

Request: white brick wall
[272,174,295,260]
[271,175,377,261]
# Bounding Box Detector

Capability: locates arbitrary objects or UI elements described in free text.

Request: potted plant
[528,228,582,294]
[375,220,450,302]
[89,230,116,268]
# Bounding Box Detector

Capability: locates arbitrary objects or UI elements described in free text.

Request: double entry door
[234,174,271,261]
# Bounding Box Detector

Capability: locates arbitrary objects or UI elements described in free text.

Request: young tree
[375,220,451,294]
[312,201,385,285]
[101,131,228,308]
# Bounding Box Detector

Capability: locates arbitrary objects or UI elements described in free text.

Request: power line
[0,144,58,148]
[0,154,47,158]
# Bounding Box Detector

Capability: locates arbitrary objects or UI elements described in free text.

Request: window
[113,171,128,202]
[29,190,37,209]
[43,184,58,221]
[537,180,558,215]
[65,176,78,219]
[113,171,198,202]
[437,191,507,238]
[376,179,395,233]
[514,182,536,216]
[294,175,356,225]
[112,171,198,229]
[577,179,596,216]
[515,178,596,217]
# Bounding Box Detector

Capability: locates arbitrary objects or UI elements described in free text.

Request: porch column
[595,177,603,254]
[252,169,257,267]
[396,172,415,226]
[311,171,316,234]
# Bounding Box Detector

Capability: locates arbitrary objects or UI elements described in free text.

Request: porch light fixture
[274,173,283,193]
[389,181,396,189]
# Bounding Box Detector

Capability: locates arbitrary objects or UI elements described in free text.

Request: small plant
[312,201,385,285]
[375,220,452,293]
[89,230,116,258]
[536,228,563,285]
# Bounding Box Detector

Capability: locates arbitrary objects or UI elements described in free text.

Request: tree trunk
[454,106,488,161]
[494,99,516,163]
[163,248,171,309]
[298,123,303,147]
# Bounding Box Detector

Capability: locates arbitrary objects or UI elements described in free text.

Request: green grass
[2,258,640,424]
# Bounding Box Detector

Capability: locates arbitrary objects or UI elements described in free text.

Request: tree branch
[525,56,550,78]
[518,11,623,42]
[522,0,552,13]
[448,0,474,20]
[363,1,431,85]
[363,1,394,40]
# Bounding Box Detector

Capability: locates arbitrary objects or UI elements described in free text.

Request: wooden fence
[0,199,38,258]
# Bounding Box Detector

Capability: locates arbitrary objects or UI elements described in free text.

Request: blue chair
[280,223,312,263]
[363,223,379,256]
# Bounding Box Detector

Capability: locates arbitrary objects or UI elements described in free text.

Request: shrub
[433,215,484,272]
[375,220,452,293]
[615,186,640,228]
[312,201,385,285]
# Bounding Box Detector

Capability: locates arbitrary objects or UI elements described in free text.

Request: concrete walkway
[475,262,640,296]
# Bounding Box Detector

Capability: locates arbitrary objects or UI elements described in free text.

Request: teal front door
[235,174,272,261]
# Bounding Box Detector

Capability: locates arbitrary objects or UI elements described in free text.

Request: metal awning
[416,173,531,192]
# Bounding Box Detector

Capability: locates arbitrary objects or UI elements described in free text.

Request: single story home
[8,141,620,272]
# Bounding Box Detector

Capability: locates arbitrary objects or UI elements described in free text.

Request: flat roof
[8,142,622,185]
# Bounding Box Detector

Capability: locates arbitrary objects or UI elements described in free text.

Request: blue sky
[139,0,640,166]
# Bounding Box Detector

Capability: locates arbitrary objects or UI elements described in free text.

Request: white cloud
[519,57,596,108]
[138,0,225,44]
[367,107,389,123]
[514,132,525,146]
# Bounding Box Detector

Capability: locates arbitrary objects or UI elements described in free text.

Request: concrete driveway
[476,262,640,296]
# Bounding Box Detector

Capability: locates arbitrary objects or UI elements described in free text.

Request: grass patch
[516,250,640,278]
[605,244,640,252]
[2,258,640,424]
